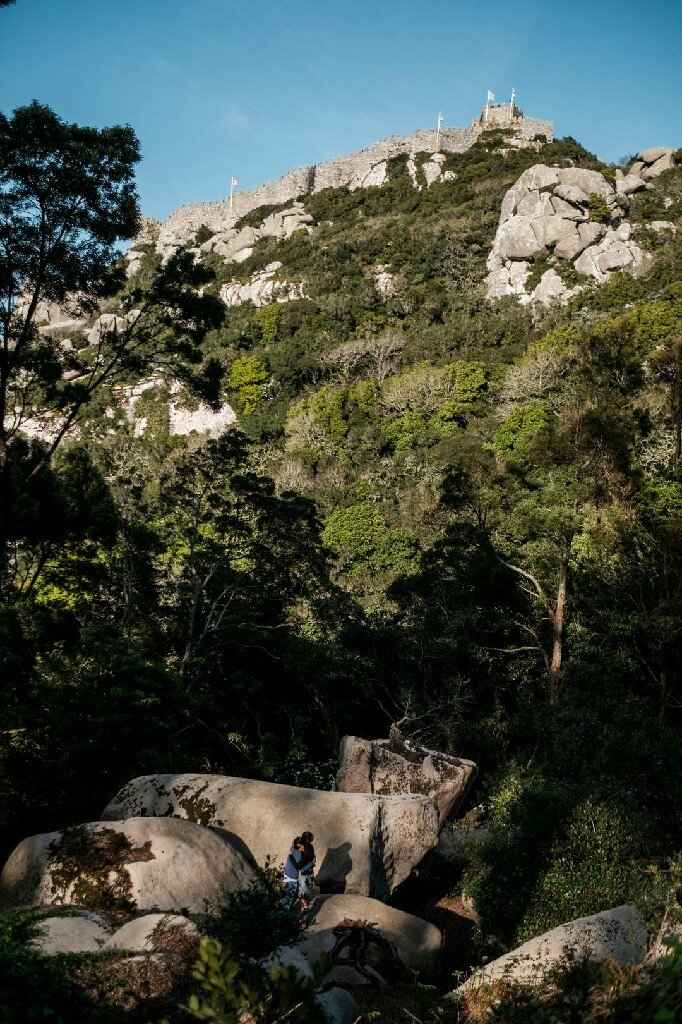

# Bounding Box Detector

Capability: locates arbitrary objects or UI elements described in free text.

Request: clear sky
[1,0,681,221]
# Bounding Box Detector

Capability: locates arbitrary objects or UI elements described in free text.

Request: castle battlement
[474,101,553,142]
[151,99,554,254]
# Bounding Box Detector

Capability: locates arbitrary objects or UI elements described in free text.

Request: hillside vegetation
[3,109,682,1021]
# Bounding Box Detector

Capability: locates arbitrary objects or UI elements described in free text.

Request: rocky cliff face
[486,147,678,305]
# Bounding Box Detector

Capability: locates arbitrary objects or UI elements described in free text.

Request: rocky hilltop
[137,102,553,260]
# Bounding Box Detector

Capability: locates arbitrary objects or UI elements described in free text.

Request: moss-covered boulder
[102,774,439,898]
[0,817,256,913]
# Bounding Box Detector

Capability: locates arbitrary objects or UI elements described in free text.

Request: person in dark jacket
[298,831,316,905]
[282,836,304,906]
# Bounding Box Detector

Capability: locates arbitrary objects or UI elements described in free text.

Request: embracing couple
[283,830,316,907]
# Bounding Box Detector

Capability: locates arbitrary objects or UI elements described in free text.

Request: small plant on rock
[588,192,611,224]
[186,937,323,1024]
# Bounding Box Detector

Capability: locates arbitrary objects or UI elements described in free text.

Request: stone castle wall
[154,110,553,254]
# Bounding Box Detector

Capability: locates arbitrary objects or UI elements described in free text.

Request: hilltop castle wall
[153,111,554,254]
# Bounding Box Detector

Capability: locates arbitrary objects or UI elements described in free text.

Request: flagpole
[229,177,234,212]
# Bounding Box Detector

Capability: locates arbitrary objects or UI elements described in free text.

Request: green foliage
[462,690,682,945]
[287,378,381,456]
[492,400,552,465]
[323,501,418,578]
[234,200,297,230]
[517,799,648,939]
[254,303,283,345]
[205,862,305,960]
[588,192,611,223]
[186,937,322,1023]
[193,224,215,246]
[525,255,555,293]
[228,354,269,414]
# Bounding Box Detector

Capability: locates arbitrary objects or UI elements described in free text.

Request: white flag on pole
[231,176,239,188]
[487,90,495,103]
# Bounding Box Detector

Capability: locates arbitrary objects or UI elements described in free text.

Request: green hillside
[3,108,682,1021]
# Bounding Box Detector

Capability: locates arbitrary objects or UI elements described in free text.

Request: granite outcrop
[486,146,678,306]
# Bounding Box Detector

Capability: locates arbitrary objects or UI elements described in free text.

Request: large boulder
[616,172,646,196]
[496,216,544,260]
[531,269,579,306]
[0,817,256,914]
[86,313,129,347]
[456,904,647,991]
[636,147,676,179]
[268,894,440,988]
[219,261,305,308]
[32,910,111,954]
[336,735,476,826]
[102,774,439,899]
[105,913,200,954]
[315,986,358,1024]
[308,894,441,978]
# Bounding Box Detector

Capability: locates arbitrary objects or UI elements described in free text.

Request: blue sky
[1,0,681,220]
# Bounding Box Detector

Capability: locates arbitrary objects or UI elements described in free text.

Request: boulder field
[0,740,668,1020]
[101,773,439,898]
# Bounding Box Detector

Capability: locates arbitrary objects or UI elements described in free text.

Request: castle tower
[477,98,522,128]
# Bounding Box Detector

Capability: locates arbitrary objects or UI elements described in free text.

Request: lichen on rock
[47,826,152,912]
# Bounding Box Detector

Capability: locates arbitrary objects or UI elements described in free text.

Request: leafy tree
[227,354,269,414]
[0,102,224,589]
[153,431,334,689]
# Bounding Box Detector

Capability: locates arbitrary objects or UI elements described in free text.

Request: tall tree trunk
[548,552,569,703]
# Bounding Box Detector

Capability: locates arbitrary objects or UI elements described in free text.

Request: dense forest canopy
[2,94,682,1022]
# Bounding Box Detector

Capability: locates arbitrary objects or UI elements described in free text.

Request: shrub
[234,200,297,231]
[205,863,304,960]
[517,799,648,941]
[228,354,269,415]
[492,400,552,465]
[254,304,282,345]
[588,192,611,224]
[186,936,322,1024]
[525,255,555,293]
[193,224,215,246]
